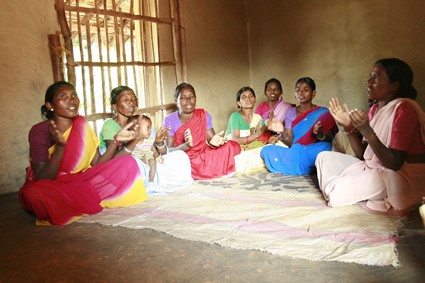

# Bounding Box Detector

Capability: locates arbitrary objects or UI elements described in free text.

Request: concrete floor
[1,192,424,283]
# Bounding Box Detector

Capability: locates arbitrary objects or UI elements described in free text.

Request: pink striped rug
[80,172,403,266]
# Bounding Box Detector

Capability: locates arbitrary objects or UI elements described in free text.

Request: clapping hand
[209,130,227,147]
[348,108,370,133]
[49,120,67,147]
[266,110,284,133]
[155,125,171,144]
[116,121,137,142]
[313,121,323,135]
[184,128,193,147]
[329,98,352,129]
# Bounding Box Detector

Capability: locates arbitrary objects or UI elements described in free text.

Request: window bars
[50,0,186,132]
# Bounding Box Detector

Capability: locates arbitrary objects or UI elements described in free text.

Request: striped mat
[80,172,403,266]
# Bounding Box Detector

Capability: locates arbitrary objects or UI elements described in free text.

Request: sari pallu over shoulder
[366,98,425,211]
[292,106,338,145]
[261,106,337,175]
[174,109,241,179]
[319,98,425,213]
[19,116,147,226]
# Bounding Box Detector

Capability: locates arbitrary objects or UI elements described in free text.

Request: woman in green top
[226,86,281,174]
[99,86,193,194]
[226,86,279,150]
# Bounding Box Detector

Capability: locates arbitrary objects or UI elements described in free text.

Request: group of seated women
[19,57,425,225]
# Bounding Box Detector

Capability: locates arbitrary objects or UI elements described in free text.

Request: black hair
[375,58,417,100]
[295,77,316,91]
[41,81,75,120]
[110,86,135,105]
[173,83,195,101]
[236,86,256,105]
[264,78,282,92]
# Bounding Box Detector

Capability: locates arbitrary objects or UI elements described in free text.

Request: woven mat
[80,172,403,266]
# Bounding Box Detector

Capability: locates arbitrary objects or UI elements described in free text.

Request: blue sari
[261,107,337,175]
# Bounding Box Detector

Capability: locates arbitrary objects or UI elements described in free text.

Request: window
[51,0,186,132]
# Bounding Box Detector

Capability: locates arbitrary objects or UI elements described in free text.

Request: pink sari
[19,116,147,225]
[257,97,294,122]
[317,98,425,212]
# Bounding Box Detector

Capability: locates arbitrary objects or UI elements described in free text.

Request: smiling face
[114,90,138,117]
[177,87,196,114]
[294,81,315,104]
[367,63,399,103]
[238,90,256,109]
[46,85,80,119]
[264,81,282,102]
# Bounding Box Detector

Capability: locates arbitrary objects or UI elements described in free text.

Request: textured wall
[246,0,425,110]
[0,0,59,193]
[182,0,251,131]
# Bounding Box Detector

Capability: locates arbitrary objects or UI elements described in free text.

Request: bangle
[280,130,289,141]
[49,156,61,165]
[123,146,133,153]
[316,132,326,141]
[365,132,378,142]
[113,135,123,146]
[154,141,166,149]
[343,127,356,135]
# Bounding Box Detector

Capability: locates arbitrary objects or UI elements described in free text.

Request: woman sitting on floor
[316,58,425,215]
[163,83,241,180]
[126,114,193,194]
[226,86,279,150]
[261,77,338,175]
[99,86,192,194]
[225,86,280,173]
[255,78,294,122]
[19,81,147,226]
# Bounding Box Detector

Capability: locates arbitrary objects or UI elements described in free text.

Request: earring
[50,108,54,111]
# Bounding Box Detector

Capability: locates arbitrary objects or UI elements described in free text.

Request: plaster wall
[182,0,250,132]
[0,0,59,193]
[246,0,425,111]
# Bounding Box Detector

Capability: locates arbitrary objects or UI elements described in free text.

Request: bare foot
[361,202,410,217]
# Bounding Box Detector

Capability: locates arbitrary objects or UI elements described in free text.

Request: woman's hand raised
[329,98,352,130]
[116,121,136,142]
[266,110,285,133]
[312,121,323,135]
[348,109,373,136]
[184,128,193,147]
[49,120,66,147]
[155,125,171,144]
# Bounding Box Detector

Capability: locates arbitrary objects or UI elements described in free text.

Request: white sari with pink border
[316,98,425,212]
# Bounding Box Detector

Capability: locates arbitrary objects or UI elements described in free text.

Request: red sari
[173,109,241,179]
[19,115,147,226]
